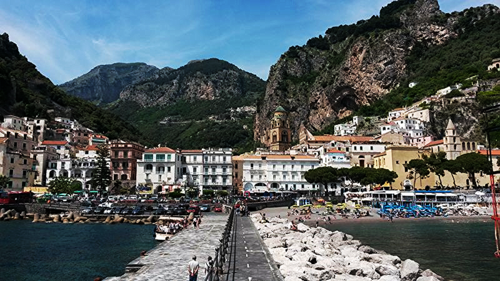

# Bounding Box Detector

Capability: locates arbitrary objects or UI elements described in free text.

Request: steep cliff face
[59,63,159,104]
[119,58,264,107]
[254,0,457,144]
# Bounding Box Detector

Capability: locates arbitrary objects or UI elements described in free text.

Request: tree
[304,167,339,198]
[364,168,398,189]
[91,145,111,193]
[0,175,10,190]
[169,188,183,199]
[405,159,430,189]
[216,190,229,197]
[187,187,199,198]
[443,159,461,188]
[455,153,492,189]
[203,189,215,198]
[48,177,81,194]
[423,152,447,188]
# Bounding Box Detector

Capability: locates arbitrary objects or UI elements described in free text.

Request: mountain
[254,0,500,145]
[108,58,266,151]
[59,62,159,104]
[0,33,143,141]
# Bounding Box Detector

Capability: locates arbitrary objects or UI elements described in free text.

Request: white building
[405,108,430,123]
[201,148,232,191]
[136,147,180,194]
[436,84,462,97]
[41,140,71,158]
[320,149,351,169]
[334,123,357,136]
[350,142,386,168]
[387,108,406,121]
[27,118,48,142]
[241,154,320,194]
[179,150,204,189]
[1,115,26,131]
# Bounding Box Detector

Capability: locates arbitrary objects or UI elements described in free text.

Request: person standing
[188,255,200,281]
[204,256,214,281]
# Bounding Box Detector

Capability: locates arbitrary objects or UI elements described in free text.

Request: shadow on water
[322,218,497,281]
[0,221,158,281]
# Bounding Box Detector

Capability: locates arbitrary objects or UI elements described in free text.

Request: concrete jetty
[105,213,228,281]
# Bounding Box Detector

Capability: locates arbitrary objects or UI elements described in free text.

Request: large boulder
[400,259,420,281]
[420,269,444,281]
[379,276,402,281]
[376,264,400,276]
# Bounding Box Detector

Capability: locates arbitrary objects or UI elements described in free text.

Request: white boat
[154,232,173,241]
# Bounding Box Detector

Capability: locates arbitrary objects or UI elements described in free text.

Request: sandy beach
[256,206,492,226]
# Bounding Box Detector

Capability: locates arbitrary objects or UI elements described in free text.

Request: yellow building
[374,145,493,190]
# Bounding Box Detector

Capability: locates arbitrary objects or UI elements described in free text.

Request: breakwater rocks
[251,215,443,281]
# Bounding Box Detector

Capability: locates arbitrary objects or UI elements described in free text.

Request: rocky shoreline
[251,214,443,281]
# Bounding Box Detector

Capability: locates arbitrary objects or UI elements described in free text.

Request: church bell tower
[269,106,291,151]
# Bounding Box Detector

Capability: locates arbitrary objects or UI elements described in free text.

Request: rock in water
[400,259,420,281]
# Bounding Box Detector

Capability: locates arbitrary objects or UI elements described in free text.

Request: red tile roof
[181,149,203,153]
[85,145,99,151]
[478,150,500,156]
[145,147,175,153]
[423,139,443,147]
[327,149,345,154]
[41,140,68,146]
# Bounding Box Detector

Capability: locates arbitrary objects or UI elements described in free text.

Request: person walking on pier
[204,256,214,281]
[188,255,200,281]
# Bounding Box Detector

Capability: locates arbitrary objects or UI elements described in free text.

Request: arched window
[467,142,471,150]
[272,132,277,143]
[145,164,153,171]
[49,170,56,178]
[462,142,466,151]
[281,131,288,142]
[114,174,118,180]
[157,165,165,173]
[472,142,476,150]
[121,174,128,180]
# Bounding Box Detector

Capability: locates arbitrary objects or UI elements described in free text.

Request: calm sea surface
[323,218,498,281]
[0,221,158,281]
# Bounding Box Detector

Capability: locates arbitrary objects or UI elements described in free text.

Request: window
[223,156,226,162]
[23,159,27,165]
[370,146,373,150]
[193,167,197,174]
[122,162,129,169]
[194,156,197,162]
[273,164,276,169]
[212,167,216,173]
[157,166,165,173]
[205,167,209,174]
[13,142,17,148]
[167,154,171,161]
[145,164,153,171]
[10,158,14,164]
[156,154,165,161]
[251,175,254,180]
[354,146,357,151]
[251,164,254,169]
[223,167,227,174]
[167,166,171,172]
[396,161,399,164]
[144,154,153,161]
[259,175,262,180]
[121,174,128,180]
[9,170,13,177]
[360,146,363,151]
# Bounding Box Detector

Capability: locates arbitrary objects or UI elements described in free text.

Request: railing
[207,206,234,281]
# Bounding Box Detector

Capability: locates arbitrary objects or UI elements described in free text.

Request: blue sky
[0,0,498,84]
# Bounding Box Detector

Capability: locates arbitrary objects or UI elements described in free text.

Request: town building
[179,150,204,190]
[201,148,233,192]
[240,154,320,195]
[269,106,291,151]
[110,140,144,189]
[387,108,406,121]
[232,155,244,194]
[26,118,48,142]
[488,58,500,71]
[31,146,59,186]
[0,137,34,190]
[319,148,351,169]
[41,140,71,158]
[136,147,179,194]
[349,141,386,167]
[71,129,91,146]
[1,115,27,131]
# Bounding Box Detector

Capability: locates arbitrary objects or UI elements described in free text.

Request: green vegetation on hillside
[319,6,500,135]
[0,33,142,141]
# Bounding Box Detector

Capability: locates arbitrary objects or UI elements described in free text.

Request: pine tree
[92,145,111,194]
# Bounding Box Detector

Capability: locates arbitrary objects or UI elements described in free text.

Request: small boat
[154,232,173,241]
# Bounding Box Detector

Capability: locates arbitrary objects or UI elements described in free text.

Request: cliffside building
[269,106,291,152]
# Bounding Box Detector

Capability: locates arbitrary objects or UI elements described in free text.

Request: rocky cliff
[59,63,159,104]
[108,58,266,150]
[118,58,265,107]
[254,0,476,144]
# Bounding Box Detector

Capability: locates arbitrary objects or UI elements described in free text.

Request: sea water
[0,220,158,281]
[323,218,497,281]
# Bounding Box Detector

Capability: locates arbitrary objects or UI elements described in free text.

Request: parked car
[154,208,165,215]
[81,208,93,214]
[187,205,201,215]
[94,207,105,214]
[80,201,92,207]
[121,208,133,215]
[132,206,144,215]
[103,208,113,214]
[199,204,210,212]
[111,207,123,214]
[213,205,223,212]
[164,205,175,216]
[174,206,188,216]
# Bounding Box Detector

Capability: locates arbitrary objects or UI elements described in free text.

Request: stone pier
[105,213,228,281]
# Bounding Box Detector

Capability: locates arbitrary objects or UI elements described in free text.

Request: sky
[0,0,498,84]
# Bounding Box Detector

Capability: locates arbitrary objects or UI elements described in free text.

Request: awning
[89,191,99,193]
